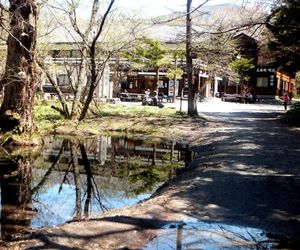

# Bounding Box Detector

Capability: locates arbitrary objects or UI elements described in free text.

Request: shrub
[285,102,300,126]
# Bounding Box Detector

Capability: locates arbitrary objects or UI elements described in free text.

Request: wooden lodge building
[38,32,295,101]
[0,32,296,101]
[224,33,296,98]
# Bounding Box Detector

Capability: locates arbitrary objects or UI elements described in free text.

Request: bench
[221,94,258,103]
[158,95,173,103]
[119,93,144,102]
[221,94,243,103]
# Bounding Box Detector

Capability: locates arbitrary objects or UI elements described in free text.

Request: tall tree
[0,0,39,133]
[37,0,116,120]
[186,0,198,117]
[194,32,236,96]
[166,49,184,103]
[267,0,300,75]
[185,0,210,116]
[67,0,115,120]
[126,37,166,94]
[38,0,142,120]
[229,57,255,94]
[78,0,115,120]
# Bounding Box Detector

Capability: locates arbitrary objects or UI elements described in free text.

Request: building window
[70,50,81,58]
[257,77,269,87]
[58,74,70,86]
[52,50,60,58]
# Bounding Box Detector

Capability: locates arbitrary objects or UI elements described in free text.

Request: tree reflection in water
[0,136,191,241]
[0,148,39,241]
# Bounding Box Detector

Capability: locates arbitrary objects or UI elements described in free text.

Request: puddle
[0,135,191,241]
[144,219,278,250]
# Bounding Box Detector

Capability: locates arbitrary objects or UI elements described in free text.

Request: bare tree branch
[152,0,210,25]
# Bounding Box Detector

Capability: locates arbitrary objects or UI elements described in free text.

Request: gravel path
[189,99,300,238]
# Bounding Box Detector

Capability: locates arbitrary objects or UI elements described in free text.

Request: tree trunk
[155,67,160,95]
[80,144,93,218]
[79,83,96,121]
[236,81,239,94]
[38,61,70,118]
[186,0,198,117]
[71,0,115,121]
[176,223,183,250]
[79,58,103,121]
[0,0,39,133]
[70,45,88,120]
[172,57,177,103]
[70,142,82,220]
[172,74,177,103]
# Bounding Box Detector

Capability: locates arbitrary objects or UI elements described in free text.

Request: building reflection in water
[0,135,192,241]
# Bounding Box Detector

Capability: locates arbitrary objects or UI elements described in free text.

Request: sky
[44,0,257,22]
[115,0,250,17]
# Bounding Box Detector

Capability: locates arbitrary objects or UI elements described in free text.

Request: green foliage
[194,32,237,76]
[229,57,255,83]
[166,68,183,80]
[128,167,161,195]
[116,159,183,195]
[0,129,42,148]
[171,48,185,61]
[167,47,185,78]
[267,0,300,74]
[34,100,65,131]
[285,102,300,126]
[126,37,166,69]
[35,100,64,121]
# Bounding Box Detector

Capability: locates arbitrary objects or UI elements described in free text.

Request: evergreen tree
[267,0,300,75]
[229,57,255,94]
[126,37,166,93]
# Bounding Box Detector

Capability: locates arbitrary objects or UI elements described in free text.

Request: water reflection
[144,219,278,250]
[0,135,190,241]
[0,148,38,241]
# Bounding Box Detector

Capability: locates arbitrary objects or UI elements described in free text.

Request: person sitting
[145,89,150,99]
[251,93,257,103]
[152,91,158,106]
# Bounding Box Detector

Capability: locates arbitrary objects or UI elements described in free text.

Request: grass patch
[0,130,42,147]
[32,100,189,137]
[34,100,66,132]
[0,100,190,144]
[90,103,181,118]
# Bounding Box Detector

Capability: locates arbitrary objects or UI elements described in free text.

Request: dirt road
[3,99,300,249]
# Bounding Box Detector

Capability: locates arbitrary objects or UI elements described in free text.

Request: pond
[0,135,192,241]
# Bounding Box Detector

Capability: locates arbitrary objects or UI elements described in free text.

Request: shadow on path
[167,109,300,246]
